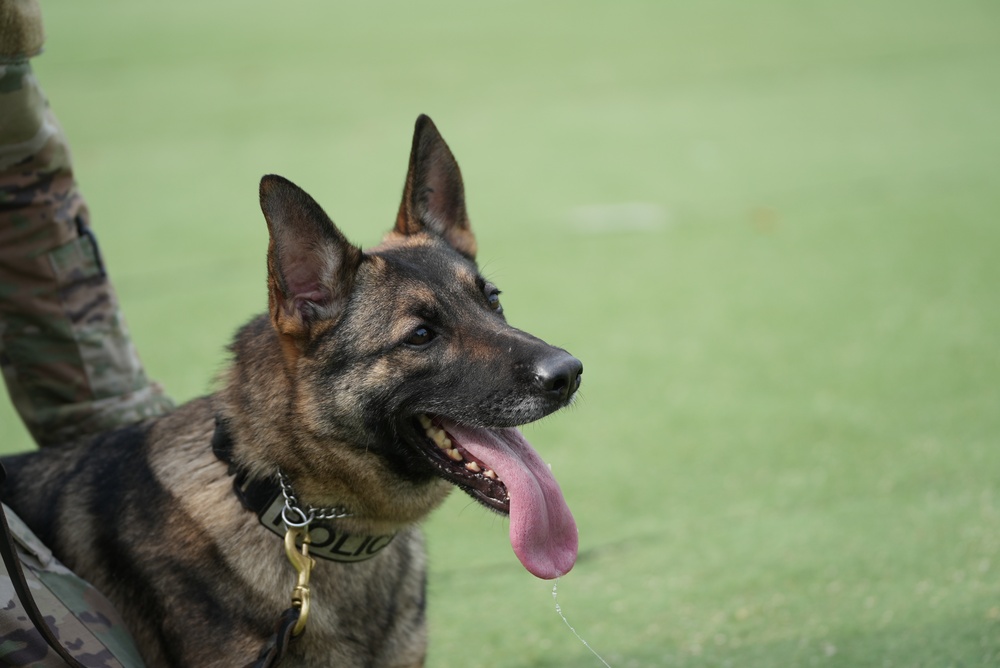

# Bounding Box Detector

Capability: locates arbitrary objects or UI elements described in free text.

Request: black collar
[212,418,396,563]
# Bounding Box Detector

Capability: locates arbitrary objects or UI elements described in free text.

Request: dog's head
[254,116,580,578]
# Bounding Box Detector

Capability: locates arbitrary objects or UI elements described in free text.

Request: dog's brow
[403,284,438,308]
[391,286,442,333]
[454,263,479,287]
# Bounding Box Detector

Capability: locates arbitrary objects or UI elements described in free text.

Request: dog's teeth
[465,461,481,472]
[431,430,451,449]
[484,469,497,479]
[421,420,466,463]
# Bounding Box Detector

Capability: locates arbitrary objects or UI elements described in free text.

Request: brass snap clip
[284,526,314,636]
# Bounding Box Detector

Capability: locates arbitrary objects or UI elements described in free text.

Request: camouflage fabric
[0,4,165,665]
[0,0,44,64]
[0,504,146,667]
[0,57,174,447]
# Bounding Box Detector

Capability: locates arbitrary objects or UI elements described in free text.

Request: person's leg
[0,0,173,447]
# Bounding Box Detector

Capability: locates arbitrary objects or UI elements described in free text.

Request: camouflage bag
[0,467,146,667]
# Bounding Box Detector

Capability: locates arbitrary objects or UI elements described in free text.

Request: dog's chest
[264,531,430,667]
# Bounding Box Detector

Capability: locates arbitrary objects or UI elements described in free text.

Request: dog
[1,115,582,667]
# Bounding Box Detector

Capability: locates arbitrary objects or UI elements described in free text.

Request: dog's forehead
[365,241,482,294]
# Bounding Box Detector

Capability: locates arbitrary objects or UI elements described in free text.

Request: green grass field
[2,1,999,665]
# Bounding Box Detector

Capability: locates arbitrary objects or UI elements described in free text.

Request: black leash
[245,607,301,668]
[0,463,89,668]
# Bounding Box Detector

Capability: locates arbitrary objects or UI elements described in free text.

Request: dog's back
[3,395,433,667]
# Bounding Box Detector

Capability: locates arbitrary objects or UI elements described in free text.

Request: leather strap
[0,463,88,668]
[244,607,301,668]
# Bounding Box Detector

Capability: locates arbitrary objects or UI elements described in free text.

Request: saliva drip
[552,578,613,667]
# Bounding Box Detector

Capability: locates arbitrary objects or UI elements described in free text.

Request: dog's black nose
[535,352,583,402]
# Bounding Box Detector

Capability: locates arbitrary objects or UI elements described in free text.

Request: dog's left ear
[259,175,363,348]
[394,115,477,260]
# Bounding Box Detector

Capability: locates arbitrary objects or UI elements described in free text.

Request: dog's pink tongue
[439,418,577,579]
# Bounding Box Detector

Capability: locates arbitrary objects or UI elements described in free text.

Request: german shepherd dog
[1,116,581,667]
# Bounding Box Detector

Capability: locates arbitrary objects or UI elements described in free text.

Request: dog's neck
[211,417,398,563]
[215,314,454,534]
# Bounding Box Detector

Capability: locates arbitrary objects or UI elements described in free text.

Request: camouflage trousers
[0,58,173,447]
[0,503,147,667]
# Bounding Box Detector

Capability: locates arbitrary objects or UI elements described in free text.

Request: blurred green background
[2,1,999,665]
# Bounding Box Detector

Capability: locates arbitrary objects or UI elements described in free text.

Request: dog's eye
[487,291,502,313]
[405,326,436,347]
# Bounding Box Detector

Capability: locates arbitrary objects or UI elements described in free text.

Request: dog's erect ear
[260,175,363,347]
[394,115,477,260]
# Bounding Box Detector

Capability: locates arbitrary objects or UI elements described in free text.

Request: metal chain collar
[277,469,351,637]
[277,469,352,529]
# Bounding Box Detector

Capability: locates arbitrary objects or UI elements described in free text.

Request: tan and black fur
[1,116,582,667]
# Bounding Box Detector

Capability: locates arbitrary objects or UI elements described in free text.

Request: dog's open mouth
[417,415,509,511]
[413,414,578,579]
